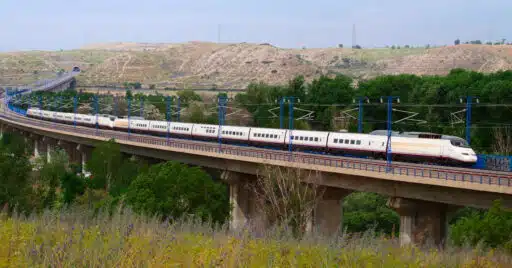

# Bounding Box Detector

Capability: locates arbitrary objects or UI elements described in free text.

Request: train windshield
[450,139,470,148]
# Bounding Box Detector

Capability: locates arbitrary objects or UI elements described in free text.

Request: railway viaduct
[1,73,511,247]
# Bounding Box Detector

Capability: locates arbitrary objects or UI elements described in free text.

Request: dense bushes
[125,161,229,224]
[0,133,32,212]
[343,192,400,236]
[451,200,512,250]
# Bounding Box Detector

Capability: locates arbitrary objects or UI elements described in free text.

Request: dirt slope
[1,42,511,89]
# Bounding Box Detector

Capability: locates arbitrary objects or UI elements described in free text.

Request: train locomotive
[25,108,478,166]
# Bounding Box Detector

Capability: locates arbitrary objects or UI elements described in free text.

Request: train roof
[369,130,468,142]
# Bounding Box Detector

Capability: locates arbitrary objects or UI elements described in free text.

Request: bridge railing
[2,107,512,188]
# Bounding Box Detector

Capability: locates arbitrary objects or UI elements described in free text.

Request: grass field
[0,207,510,267]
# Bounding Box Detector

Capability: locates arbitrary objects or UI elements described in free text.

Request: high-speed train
[25,108,478,166]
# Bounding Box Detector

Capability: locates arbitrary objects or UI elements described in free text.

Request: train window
[291,136,294,140]
[356,140,361,145]
[266,134,270,138]
[334,139,338,143]
[450,139,470,148]
[310,137,313,141]
[350,140,355,144]
[315,137,319,142]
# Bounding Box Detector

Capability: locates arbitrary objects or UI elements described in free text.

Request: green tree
[125,89,133,100]
[450,200,512,250]
[343,192,399,235]
[125,161,229,224]
[454,39,460,45]
[34,148,69,209]
[86,139,123,192]
[307,74,355,130]
[177,89,202,107]
[0,133,32,212]
[60,171,85,205]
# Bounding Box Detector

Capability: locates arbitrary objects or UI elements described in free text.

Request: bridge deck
[1,108,511,197]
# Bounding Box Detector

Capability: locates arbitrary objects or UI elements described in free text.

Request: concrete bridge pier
[221,171,266,233]
[44,139,53,163]
[387,197,455,247]
[76,144,92,175]
[222,171,352,236]
[307,187,352,236]
[57,140,79,165]
[33,137,40,158]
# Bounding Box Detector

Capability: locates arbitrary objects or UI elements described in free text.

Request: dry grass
[0,207,510,267]
[1,42,512,89]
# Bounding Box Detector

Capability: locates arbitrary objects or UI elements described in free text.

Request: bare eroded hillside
[1,42,511,88]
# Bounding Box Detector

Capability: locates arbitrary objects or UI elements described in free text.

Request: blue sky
[0,0,510,51]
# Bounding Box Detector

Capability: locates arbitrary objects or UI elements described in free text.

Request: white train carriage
[96,115,116,129]
[327,132,379,157]
[284,130,329,151]
[248,127,287,146]
[383,136,443,162]
[53,112,63,122]
[439,137,476,164]
[192,124,219,141]
[62,113,74,124]
[326,131,476,165]
[219,125,251,143]
[169,122,193,137]
[41,110,54,121]
[75,114,95,127]
[113,118,128,130]
[26,108,42,118]
[128,119,150,133]
[148,120,170,135]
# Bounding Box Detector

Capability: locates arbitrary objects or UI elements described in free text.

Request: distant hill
[1,42,511,89]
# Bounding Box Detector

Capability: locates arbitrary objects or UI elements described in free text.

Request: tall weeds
[0,206,510,267]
